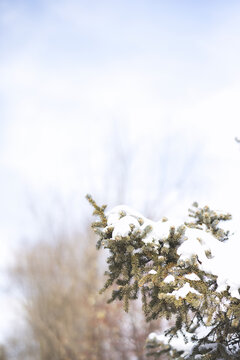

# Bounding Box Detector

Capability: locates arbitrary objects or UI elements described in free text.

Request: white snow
[172,283,200,299]
[164,274,175,283]
[107,205,183,243]
[148,323,216,356]
[148,331,193,356]
[105,205,240,357]
[185,273,200,281]
[148,269,157,275]
[111,215,139,238]
[177,228,240,299]
[106,206,240,299]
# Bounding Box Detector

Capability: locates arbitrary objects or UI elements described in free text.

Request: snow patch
[106,206,240,299]
[172,283,200,299]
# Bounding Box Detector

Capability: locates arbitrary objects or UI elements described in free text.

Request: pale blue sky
[0,0,240,233]
[0,0,240,239]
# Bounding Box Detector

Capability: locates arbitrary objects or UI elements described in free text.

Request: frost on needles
[87,195,240,360]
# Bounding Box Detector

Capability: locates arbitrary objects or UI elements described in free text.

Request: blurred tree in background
[5,225,162,360]
[0,129,201,359]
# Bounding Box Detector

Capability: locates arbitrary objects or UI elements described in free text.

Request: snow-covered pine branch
[87,195,240,360]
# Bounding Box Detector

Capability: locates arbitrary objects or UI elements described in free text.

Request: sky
[1,0,240,341]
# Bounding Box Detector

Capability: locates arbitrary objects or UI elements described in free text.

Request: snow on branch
[87,196,240,359]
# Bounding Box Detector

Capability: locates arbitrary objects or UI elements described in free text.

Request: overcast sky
[1,0,240,341]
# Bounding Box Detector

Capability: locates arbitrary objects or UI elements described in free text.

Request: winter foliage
[87,195,240,360]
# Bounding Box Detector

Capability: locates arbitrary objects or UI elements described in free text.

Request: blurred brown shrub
[7,226,162,360]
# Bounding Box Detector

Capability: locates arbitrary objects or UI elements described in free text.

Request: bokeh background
[1,0,240,358]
